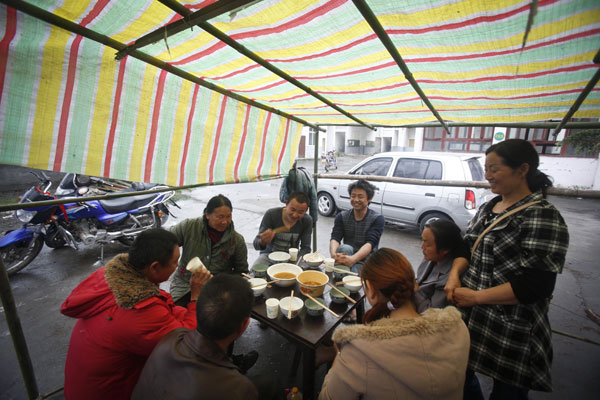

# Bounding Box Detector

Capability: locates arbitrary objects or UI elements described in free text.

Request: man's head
[284,192,309,224]
[196,275,253,341]
[347,179,376,212]
[128,229,180,284]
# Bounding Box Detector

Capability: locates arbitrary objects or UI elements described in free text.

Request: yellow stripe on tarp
[378,0,524,27]
[85,46,118,176]
[288,123,303,171]
[269,118,286,176]
[27,25,71,170]
[111,2,175,44]
[197,91,221,183]
[166,79,193,185]
[224,101,248,183]
[128,64,159,182]
[246,109,266,181]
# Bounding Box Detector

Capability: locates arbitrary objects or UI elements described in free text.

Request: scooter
[0,171,177,277]
[324,151,337,172]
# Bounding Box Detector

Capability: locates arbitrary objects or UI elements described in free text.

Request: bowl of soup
[296,270,329,297]
[267,263,303,287]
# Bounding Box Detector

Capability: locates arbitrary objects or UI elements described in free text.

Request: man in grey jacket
[132,275,281,400]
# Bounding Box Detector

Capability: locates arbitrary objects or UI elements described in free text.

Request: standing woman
[446,139,569,399]
[169,194,248,306]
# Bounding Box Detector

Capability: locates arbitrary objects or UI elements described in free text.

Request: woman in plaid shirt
[445,139,569,399]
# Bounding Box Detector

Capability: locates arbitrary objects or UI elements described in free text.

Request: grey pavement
[0,158,599,399]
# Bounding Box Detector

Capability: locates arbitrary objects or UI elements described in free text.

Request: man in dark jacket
[132,275,281,400]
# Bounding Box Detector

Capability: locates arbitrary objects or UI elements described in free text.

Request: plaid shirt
[461,191,569,391]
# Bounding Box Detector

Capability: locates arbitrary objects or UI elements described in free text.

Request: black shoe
[231,351,259,374]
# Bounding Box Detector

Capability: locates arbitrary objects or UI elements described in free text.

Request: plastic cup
[288,248,298,262]
[324,257,335,273]
[266,298,280,319]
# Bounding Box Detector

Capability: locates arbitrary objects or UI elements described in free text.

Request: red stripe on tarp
[54,1,109,171]
[234,104,252,183]
[268,93,310,103]
[209,63,261,80]
[0,6,17,107]
[144,69,168,182]
[276,119,291,175]
[317,81,410,95]
[256,112,272,179]
[103,57,128,176]
[179,84,200,186]
[208,95,228,183]
[230,79,287,93]
[170,0,345,66]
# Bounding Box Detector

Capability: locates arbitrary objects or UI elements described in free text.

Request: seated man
[61,229,211,400]
[252,191,312,268]
[132,275,281,400]
[329,179,385,274]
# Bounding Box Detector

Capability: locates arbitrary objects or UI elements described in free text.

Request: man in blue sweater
[329,180,385,274]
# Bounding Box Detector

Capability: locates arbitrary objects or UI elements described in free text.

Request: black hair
[425,219,468,259]
[204,194,233,215]
[347,179,376,201]
[196,274,254,340]
[486,139,553,197]
[128,228,178,271]
[288,191,310,206]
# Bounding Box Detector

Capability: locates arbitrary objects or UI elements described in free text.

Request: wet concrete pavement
[0,159,599,399]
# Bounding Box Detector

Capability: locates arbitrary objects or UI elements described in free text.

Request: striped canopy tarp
[1,0,599,185]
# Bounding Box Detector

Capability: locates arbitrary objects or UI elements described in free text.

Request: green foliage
[559,129,600,156]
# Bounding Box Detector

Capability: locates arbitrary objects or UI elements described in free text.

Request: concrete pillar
[414,127,424,152]
[594,155,600,190]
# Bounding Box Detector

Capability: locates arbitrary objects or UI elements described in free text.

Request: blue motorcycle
[0,171,177,276]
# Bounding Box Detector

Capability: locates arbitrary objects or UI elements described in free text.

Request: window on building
[483,127,493,139]
[353,157,392,176]
[447,141,466,151]
[394,158,442,180]
[457,127,469,138]
[347,139,360,147]
[423,141,442,151]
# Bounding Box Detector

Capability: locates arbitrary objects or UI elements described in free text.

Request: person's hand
[334,253,354,267]
[444,272,462,303]
[258,229,275,246]
[453,287,478,308]
[189,268,212,301]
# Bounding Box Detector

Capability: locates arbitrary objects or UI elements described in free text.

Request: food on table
[274,272,296,279]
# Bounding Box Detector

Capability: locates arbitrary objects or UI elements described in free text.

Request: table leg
[356,297,365,324]
[302,347,316,400]
[289,345,301,377]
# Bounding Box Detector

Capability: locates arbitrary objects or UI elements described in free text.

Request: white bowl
[248,278,267,296]
[303,252,325,268]
[279,296,304,319]
[266,263,303,287]
[268,251,291,264]
[343,276,362,293]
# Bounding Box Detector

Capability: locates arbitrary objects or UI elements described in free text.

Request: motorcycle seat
[100,188,158,214]
[131,182,157,190]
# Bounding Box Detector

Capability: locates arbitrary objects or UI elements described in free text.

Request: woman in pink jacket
[61,229,210,400]
[319,248,470,400]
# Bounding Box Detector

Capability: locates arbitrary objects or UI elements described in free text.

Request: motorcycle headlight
[16,208,35,223]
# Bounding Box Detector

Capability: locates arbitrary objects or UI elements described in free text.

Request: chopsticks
[330,266,358,276]
[251,278,284,288]
[296,255,303,266]
[336,278,361,286]
[241,273,253,279]
[288,290,294,319]
[305,292,340,318]
[327,282,356,304]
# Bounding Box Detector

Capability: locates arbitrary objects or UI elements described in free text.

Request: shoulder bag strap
[471,201,541,259]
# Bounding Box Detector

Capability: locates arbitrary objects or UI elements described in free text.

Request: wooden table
[250,267,364,399]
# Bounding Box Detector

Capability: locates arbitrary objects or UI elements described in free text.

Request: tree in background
[560,129,600,156]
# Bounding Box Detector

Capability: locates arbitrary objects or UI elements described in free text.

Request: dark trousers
[464,369,530,400]
[248,373,285,400]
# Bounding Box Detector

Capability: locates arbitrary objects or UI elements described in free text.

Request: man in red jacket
[61,228,211,400]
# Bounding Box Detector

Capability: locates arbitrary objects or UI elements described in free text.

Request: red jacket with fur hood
[61,254,197,400]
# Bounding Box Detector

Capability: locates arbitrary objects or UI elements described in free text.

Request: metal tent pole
[313,127,320,252]
[0,258,39,400]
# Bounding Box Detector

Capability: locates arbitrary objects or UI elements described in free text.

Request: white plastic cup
[324,258,335,273]
[288,248,298,262]
[266,298,280,319]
